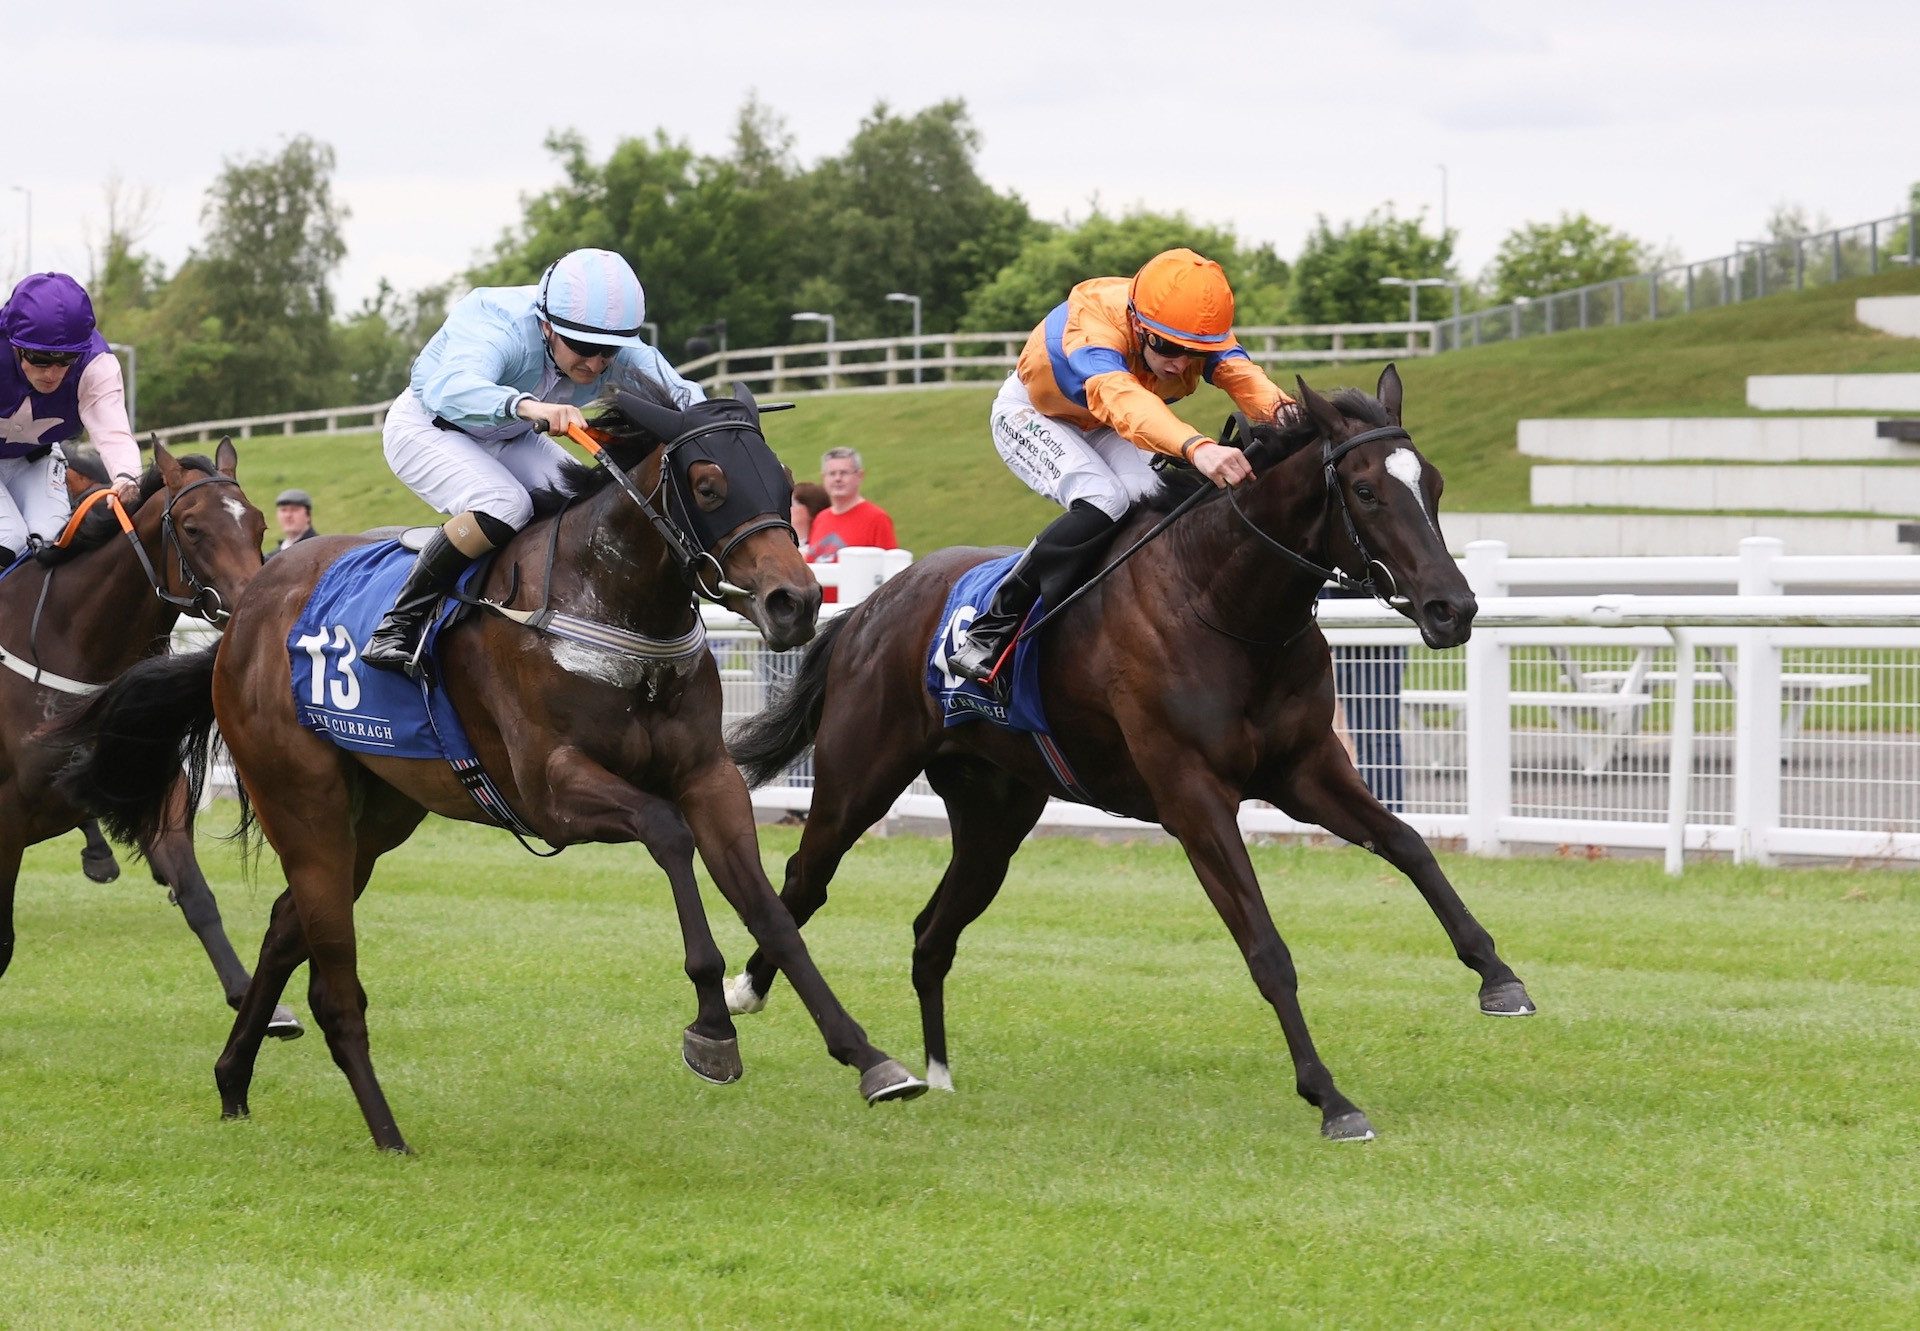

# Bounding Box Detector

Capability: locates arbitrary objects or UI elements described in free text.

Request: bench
[1402,688,1655,775]
[1564,645,1870,741]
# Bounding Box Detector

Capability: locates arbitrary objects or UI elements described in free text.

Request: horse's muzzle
[1417,593,1476,649]
[757,583,821,652]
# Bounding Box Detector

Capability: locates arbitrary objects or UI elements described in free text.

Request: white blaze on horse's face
[1384,448,1439,534]
[222,496,248,524]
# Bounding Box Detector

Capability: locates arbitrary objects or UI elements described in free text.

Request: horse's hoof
[925,1059,954,1092]
[725,973,767,1015]
[221,1102,249,1121]
[81,849,120,883]
[681,1029,743,1085]
[266,1005,304,1039]
[860,1059,928,1105]
[1322,1109,1376,1142]
[1480,980,1537,1017]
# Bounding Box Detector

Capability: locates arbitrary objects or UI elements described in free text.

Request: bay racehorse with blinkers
[726,366,1535,1142]
[0,439,302,1035]
[51,385,926,1153]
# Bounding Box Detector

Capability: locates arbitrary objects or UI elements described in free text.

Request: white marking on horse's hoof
[725,973,766,1015]
[925,1059,953,1092]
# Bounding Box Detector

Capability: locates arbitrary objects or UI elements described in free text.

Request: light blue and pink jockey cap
[537,248,649,349]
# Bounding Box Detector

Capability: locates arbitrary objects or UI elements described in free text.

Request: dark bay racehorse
[0,440,300,1034]
[726,367,1534,1141]
[53,388,926,1153]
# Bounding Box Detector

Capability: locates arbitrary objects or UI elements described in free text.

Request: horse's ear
[1294,375,1346,440]
[1376,363,1404,426]
[612,391,686,444]
[153,441,185,489]
[731,381,762,425]
[215,435,239,478]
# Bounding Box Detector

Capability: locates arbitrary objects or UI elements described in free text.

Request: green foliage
[475,100,1034,356]
[962,210,1288,331]
[1290,205,1456,328]
[1484,211,1655,303]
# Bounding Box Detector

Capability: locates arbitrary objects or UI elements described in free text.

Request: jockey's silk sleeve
[75,354,141,481]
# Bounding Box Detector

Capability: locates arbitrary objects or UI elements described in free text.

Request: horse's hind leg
[78,819,120,883]
[911,758,1047,1091]
[1260,735,1534,1017]
[729,721,928,1014]
[0,824,23,981]
[143,778,302,1038]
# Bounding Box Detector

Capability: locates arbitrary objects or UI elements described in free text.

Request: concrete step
[1747,373,1920,411]
[1529,464,1920,514]
[1857,295,1920,337]
[1440,511,1914,557]
[1518,416,1917,461]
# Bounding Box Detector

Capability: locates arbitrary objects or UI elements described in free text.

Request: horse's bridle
[90,473,245,624]
[1230,416,1412,608]
[570,418,797,605]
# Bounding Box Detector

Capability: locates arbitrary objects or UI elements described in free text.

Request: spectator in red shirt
[808,446,896,603]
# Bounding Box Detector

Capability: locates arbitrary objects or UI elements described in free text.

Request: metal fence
[1435,209,1920,352]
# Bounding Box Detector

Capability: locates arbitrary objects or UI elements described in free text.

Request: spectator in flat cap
[268,488,317,557]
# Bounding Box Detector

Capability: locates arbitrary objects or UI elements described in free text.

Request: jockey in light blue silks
[0,274,142,566]
[365,248,704,671]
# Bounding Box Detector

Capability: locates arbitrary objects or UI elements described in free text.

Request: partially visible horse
[53,387,926,1153]
[726,367,1534,1141]
[0,440,299,1034]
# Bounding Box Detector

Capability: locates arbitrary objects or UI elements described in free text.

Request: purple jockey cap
[2,273,99,354]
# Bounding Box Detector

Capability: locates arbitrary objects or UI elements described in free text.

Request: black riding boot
[949,500,1119,684]
[362,531,475,673]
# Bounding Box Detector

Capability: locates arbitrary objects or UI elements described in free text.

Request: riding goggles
[17,347,81,368]
[557,332,621,362]
[1143,332,1205,361]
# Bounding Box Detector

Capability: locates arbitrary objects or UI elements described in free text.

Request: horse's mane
[35,453,219,565]
[525,373,684,520]
[1138,387,1390,515]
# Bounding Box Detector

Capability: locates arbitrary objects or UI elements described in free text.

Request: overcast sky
[7,0,1914,317]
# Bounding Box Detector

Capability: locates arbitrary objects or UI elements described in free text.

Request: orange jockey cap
[1128,248,1238,353]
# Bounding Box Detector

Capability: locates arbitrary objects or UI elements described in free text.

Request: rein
[1014,416,1410,648]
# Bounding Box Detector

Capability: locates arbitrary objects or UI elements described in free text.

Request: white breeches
[0,444,70,552]
[383,389,574,531]
[988,373,1159,520]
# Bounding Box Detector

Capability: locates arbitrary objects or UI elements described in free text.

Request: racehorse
[0,440,300,1035]
[52,386,926,1153]
[725,367,1535,1142]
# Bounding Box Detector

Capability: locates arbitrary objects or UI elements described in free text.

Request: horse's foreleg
[679,760,926,1105]
[1260,736,1534,1017]
[215,889,307,1120]
[78,819,120,883]
[911,759,1048,1091]
[0,825,22,981]
[543,753,739,1085]
[1154,770,1373,1141]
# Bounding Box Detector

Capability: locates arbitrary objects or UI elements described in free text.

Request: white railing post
[1462,540,1511,856]
[834,547,887,606]
[1734,537,1784,864]
[1665,627,1696,876]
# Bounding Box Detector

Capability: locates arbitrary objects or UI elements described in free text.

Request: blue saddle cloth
[926,553,1053,735]
[288,540,486,760]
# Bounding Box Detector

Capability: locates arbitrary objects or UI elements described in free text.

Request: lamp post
[1436,163,1448,238]
[10,186,29,272]
[792,311,837,390]
[885,291,922,384]
[639,320,659,346]
[1379,276,1457,350]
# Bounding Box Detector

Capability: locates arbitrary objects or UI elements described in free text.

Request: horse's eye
[1353,484,1377,504]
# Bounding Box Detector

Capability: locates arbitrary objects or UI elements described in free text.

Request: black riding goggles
[555,331,621,362]
[17,347,81,368]
[1142,331,1206,361]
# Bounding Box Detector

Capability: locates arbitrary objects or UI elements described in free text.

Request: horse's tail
[727,611,852,789]
[47,645,228,853]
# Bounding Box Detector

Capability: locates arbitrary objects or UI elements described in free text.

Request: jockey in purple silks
[0,273,141,566]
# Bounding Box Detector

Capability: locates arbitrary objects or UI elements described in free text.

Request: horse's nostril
[1426,600,1457,626]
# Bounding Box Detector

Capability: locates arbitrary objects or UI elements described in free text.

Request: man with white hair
[365,248,703,670]
[805,445,895,605]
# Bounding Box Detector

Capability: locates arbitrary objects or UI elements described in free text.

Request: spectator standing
[269,488,318,557]
[807,447,895,603]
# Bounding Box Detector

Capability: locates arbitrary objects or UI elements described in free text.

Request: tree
[962,210,1284,331]
[1289,207,1455,326]
[1482,212,1653,304]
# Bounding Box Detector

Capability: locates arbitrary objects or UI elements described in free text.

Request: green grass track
[3,817,1918,1327]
